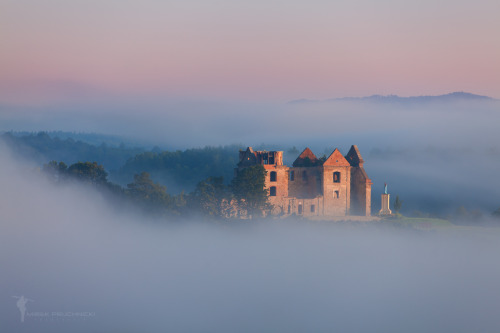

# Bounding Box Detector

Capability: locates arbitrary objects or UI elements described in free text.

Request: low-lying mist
[2,96,499,216]
[2,145,500,333]
[1,96,499,149]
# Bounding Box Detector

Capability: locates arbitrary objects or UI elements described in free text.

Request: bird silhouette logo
[12,296,34,322]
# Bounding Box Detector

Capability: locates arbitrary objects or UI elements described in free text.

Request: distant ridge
[288,92,496,104]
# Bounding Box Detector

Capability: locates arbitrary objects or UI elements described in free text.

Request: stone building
[236,146,372,217]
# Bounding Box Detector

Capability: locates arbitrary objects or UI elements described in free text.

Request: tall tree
[191,176,231,219]
[127,172,171,213]
[393,195,402,213]
[230,165,270,219]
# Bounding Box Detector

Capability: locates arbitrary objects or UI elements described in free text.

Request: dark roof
[292,147,321,167]
[345,145,364,167]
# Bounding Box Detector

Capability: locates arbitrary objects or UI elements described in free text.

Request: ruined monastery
[237,146,372,217]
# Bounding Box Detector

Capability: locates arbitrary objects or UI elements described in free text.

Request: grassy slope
[389,217,452,230]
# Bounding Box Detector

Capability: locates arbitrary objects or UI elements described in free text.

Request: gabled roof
[345,145,364,167]
[323,148,351,167]
[292,147,320,167]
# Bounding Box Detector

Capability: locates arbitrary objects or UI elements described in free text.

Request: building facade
[236,146,372,217]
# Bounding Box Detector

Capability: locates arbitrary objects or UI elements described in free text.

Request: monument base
[379,193,392,215]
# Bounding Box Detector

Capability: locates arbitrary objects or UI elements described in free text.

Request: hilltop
[289,92,496,105]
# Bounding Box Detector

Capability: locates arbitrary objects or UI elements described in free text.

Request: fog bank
[2,97,499,215]
[1,97,499,150]
[1,146,500,332]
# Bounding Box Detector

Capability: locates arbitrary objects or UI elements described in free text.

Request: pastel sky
[1,0,499,103]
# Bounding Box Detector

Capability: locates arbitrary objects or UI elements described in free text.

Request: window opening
[333,172,341,183]
[270,186,277,196]
[270,171,277,182]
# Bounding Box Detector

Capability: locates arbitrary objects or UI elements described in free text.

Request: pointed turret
[292,147,320,167]
[345,145,364,167]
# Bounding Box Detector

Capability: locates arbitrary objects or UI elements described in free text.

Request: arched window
[298,204,303,214]
[333,172,341,183]
[289,170,295,181]
[334,190,339,199]
[302,170,307,181]
[270,186,277,196]
[310,205,315,213]
[270,171,277,182]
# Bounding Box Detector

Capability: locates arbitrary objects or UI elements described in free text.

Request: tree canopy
[393,195,402,213]
[2,131,144,170]
[230,165,270,218]
[67,162,109,185]
[112,145,242,193]
[190,176,231,219]
[126,172,173,214]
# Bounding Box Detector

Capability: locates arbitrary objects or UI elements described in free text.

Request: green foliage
[124,172,186,216]
[393,195,402,213]
[43,160,68,181]
[295,156,321,167]
[3,132,245,196]
[230,165,270,218]
[173,191,188,214]
[302,157,313,166]
[190,177,231,219]
[1,132,144,171]
[113,145,243,193]
[126,172,172,213]
[67,162,109,185]
[43,160,109,186]
[287,146,299,155]
[42,159,186,217]
[387,217,452,230]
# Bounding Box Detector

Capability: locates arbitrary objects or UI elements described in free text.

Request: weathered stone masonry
[236,145,372,217]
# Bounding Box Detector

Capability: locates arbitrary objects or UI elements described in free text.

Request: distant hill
[289,92,496,105]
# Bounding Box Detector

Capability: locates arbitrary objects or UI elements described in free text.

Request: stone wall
[287,166,322,199]
[237,146,372,218]
[322,165,351,216]
[349,166,372,216]
[263,164,289,215]
[286,197,323,217]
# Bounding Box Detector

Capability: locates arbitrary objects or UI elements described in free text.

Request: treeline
[43,160,271,220]
[1,132,144,171]
[1,132,244,194]
[5,132,500,222]
[110,145,243,193]
[40,160,500,223]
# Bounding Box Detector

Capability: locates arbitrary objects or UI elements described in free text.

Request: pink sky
[1,0,499,103]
